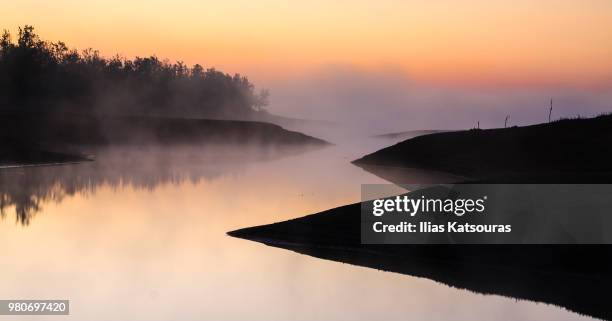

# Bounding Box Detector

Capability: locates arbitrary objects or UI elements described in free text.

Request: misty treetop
[0,26,270,119]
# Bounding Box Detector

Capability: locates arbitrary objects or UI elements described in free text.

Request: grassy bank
[0,112,329,146]
[354,114,612,179]
[0,112,328,166]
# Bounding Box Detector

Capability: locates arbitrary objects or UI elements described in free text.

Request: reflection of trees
[0,145,314,225]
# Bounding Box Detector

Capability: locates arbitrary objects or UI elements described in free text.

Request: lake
[0,133,595,321]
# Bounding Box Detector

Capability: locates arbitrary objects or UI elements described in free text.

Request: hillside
[0,112,328,166]
[354,114,612,179]
[372,129,450,140]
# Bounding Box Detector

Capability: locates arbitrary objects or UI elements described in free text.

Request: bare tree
[549,98,553,122]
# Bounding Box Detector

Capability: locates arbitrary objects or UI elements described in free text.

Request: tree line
[0,26,269,119]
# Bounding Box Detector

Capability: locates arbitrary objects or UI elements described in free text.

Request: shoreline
[0,159,91,169]
[228,187,612,320]
[353,114,612,180]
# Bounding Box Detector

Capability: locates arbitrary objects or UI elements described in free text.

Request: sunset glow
[4,0,612,87]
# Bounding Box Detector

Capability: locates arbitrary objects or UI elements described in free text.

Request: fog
[263,65,612,135]
[0,143,324,224]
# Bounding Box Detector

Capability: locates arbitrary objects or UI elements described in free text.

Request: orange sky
[3,0,612,88]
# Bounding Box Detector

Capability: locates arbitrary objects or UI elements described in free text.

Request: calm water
[0,133,595,321]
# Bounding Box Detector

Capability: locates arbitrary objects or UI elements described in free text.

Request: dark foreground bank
[229,198,612,321]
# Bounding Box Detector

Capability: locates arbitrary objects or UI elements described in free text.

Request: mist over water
[263,65,612,135]
[0,143,323,225]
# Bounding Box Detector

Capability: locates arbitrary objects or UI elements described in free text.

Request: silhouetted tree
[0,26,268,119]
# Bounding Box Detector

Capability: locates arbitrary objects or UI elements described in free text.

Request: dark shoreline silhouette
[0,137,90,167]
[354,114,612,179]
[0,112,328,146]
[0,112,329,166]
[229,199,612,321]
[372,129,450,140]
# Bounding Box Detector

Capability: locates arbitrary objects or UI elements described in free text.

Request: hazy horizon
[4,0,612,132]
[262,65,612,133]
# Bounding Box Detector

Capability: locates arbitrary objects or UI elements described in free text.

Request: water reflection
[0,144,588,321]
[0,139,594,321]
[0,144,321,224]
[230,207,612,320]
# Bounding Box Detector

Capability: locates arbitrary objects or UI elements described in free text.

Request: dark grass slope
[0,112,329,147]
[354,114,612,178]
[0,138,89,166]
[372,129,450,140]
[229,200,612,321]
[0,112,328,166]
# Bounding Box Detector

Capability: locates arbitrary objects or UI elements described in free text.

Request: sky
[3,0,612,131]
